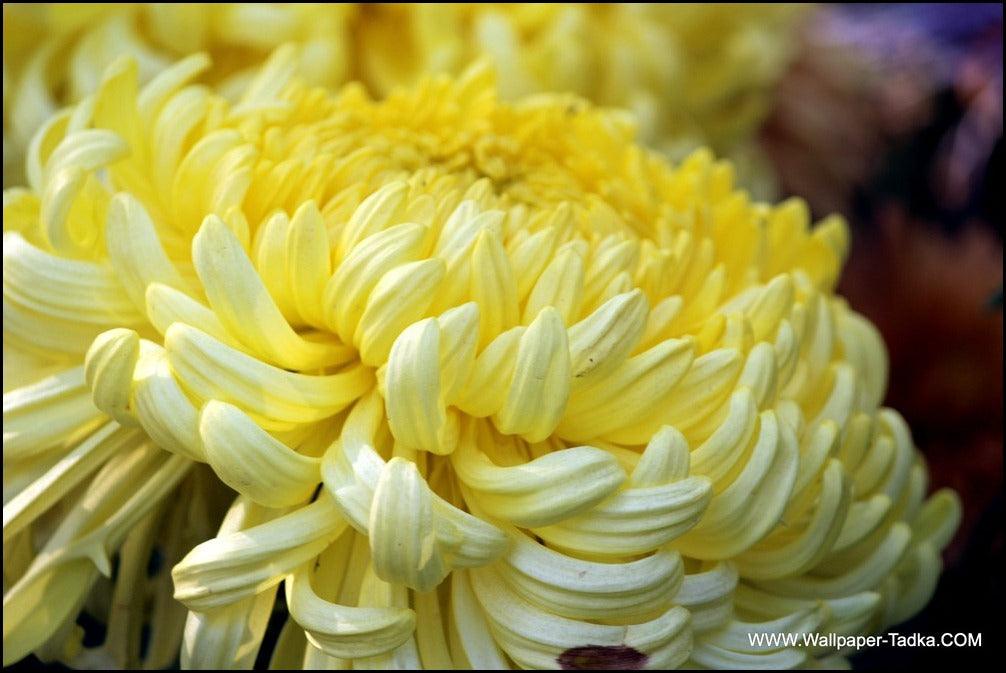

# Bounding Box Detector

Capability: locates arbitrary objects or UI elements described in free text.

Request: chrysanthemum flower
[3,3,802,191]
[3,48,960,669]
[353,4,804,156]
[2,3,355,186]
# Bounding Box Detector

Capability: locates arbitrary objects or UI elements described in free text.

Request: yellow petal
[84,327,140,426]
[499,531,683,622]
[355,257,445,366]
[199,400,321,508]
[469,565,692,670]
[3,364,101,460]
[384,318,456,455]
[173,493,347,611]
[368,456,447,591]
[286,561,416,659]
[470,227,518,348]
[192,214,349,371]
[494,306,570,442]
[452,420,625,528]
[165,323,371,425]
[324,221,428,342]
[104,192,191,311]
[286,200,331,327]
[567,289,647,383]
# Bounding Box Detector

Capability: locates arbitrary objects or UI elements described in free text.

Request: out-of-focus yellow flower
[2,3,355,186]
[354,4,804,154]
[2,48,959,669]
[3,3,803,192]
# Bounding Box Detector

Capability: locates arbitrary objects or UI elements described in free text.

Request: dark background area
[762,4,1003,668]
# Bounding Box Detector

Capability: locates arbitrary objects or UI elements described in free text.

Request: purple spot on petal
[557,645,648,670]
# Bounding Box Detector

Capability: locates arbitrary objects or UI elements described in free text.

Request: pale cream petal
[452,420,625,528]
[384,318,456,455]
[415,587,454,669]
[557,336,694,444]
[3,364,101,461]
[3,422,142,543]
[172,493,347,611]
[498,531,684,622]
[752,523,913,600]
[368,456,447,591]
[84,328,140,427]
[286,560,415,659]
[493,306,570,442]
[285,198,331,325]
[522,246,584,325]
[324,221,428,343]
[356,257,445,366]
[470,227,518,348]
[336,181,409,260]
[567,289,647,383]
[180,496,281,670]
[165,323,372,425]
[192,214,349,371]
[104,192,191,312]
[130,342,205,461]
[353,564,423,670]
[470,565,692,670]
[3,232,146,350]
[674,562,738,633]
[735,459,851,580]
[3,445,190,666]
[199,400,321,508]
[535,426,711,557]
[676,412,799,559]
[449,570,510,670]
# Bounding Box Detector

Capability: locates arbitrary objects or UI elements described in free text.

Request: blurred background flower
[2,3,357,186]
[2,3,805,191]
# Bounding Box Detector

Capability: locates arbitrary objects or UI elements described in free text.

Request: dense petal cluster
[2,3,355,186]
[3,3,802,189]
[2,48,960,670]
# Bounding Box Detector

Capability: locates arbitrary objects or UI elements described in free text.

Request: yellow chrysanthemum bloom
[3,3,801,192]
[3,49,960,670]
[354,4,803,154]
[2,3,355,186]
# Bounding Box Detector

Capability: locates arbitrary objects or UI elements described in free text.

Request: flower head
[3,3,803,189]
[3,48,960,669]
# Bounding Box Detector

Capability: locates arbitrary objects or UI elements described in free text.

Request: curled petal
[535,427,711,557]
[172,493,347,611]
[286,562,416,659]
[384,318,456,455]
[131,343,205,461]
[193,214,349,371]
[559,337,695,445]
[494,306,570,442]
[567,289,647,382]
[324,221,428,341]
[199,400,321,508]
[452,421,625,528]
[105,192,191,311]
[674,562,738,633]
[369,456,447,591]
[84,328,140,426]
[676,411,799,559]
[498,532,684,622]
[469,565,692,670]
[165,323,372,426]
[3,364,101,460]
[356,257,446,366]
